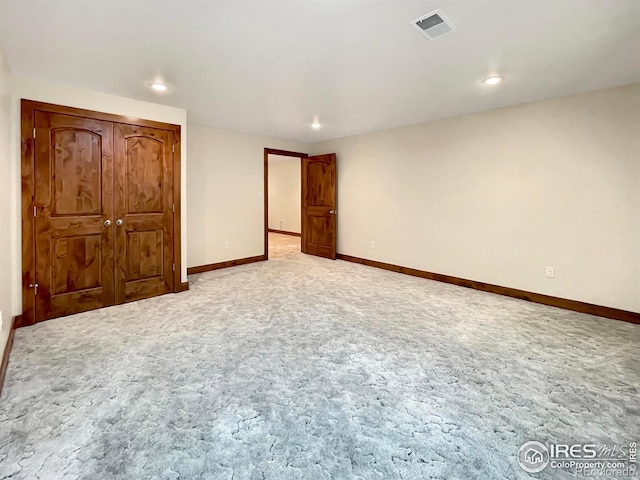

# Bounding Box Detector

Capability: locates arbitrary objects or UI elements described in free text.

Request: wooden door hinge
[33,205,37,218]
[172,144,175,153]
[172,263,175,272]
[33,128,36,139]
[172,204,175,213]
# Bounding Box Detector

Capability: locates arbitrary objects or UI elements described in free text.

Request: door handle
[329,210,337,215]
[104,219,112,227]
[116,218,124,227]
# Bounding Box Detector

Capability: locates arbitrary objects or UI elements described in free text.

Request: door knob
[104,219,112,227]
[329,210,337,214]
[116,218,124,227]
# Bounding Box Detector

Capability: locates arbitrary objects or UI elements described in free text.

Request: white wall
[187,125,306,267]
[268,155,301,234]
[310,83,640,313]
[9,76,189,314]
[0,46,12,360]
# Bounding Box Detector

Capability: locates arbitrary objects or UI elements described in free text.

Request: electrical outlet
[546,266,555,278]
[224,241,230,249]
[370,241,375,249]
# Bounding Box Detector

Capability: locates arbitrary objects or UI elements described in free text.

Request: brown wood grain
[21,100,181,131]
[268,229,301,237]
[21,100,183,325]
[172,128,183,295]
[337,254,640,324]
[124,277,169,304]
[12,315,23,328]
[114,123,174,304]
[34,111,115,320]
[264,148,309,158]
[21,102,36,326]
[0,317,16,396]
[264,148,308,260]
[187,255,266,275]
[302,154,337,259]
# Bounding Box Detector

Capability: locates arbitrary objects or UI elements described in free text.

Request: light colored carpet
[0,233,638,479]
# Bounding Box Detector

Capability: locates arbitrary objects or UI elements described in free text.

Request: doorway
[264,149,304,259]
[263,148,337,261]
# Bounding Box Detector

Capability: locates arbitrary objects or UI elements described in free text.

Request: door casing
[263,148,337,260]
[19,100,184,327]
[263,148,308,260]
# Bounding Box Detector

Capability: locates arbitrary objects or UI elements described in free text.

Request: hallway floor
[268,231,301,259]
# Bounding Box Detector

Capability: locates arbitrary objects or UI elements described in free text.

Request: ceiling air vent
[410,9,457,40]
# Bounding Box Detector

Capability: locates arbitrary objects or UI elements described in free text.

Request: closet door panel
[33,112,115,320]
[114,124,174,304]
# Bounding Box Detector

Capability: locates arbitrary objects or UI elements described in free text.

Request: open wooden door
[301,154,337,259]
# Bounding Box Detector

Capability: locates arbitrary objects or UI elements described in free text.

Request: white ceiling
[1,0,639,143]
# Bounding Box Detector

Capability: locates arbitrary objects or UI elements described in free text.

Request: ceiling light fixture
[149,82,169,92]
[311,115,322,130]
[481,75,505,86]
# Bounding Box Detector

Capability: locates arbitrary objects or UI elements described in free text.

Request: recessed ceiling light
[311,116,322,130]
[481,75,505,86]
[149,82,169,92]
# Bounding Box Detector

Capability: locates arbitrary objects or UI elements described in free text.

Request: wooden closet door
[34,112,115,320]
[114,124,174,304]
